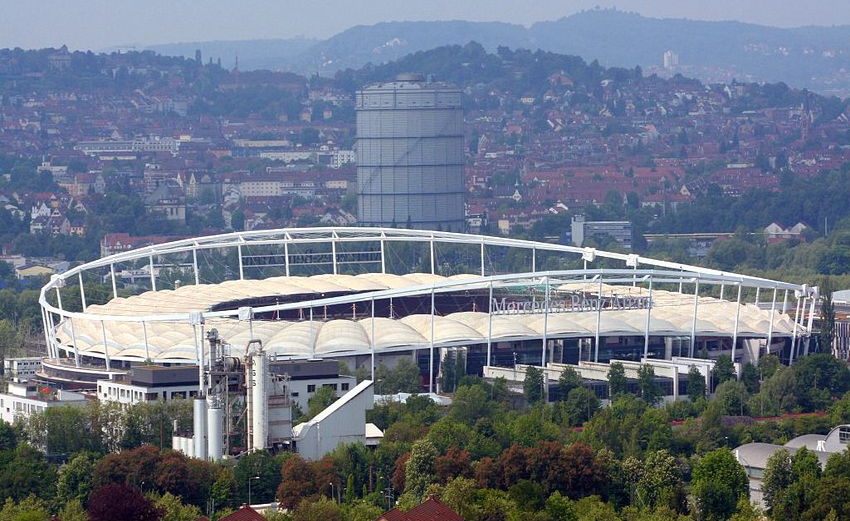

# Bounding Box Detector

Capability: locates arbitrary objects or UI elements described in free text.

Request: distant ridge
[144,37,318,71]
[142,9,850,95]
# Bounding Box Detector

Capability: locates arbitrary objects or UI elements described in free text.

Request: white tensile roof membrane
[55,274,797,362]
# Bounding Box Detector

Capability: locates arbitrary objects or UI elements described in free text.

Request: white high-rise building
[663,50,680,70]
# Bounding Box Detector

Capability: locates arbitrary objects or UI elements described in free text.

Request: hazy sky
[2,0,849,50]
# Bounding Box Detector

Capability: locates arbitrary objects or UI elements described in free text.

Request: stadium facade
[38,227,819,391]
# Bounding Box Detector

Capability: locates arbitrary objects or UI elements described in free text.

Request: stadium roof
[39,227,812,365]
[53,274,797,363]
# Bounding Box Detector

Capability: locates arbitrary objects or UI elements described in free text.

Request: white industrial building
[292,379,375,460]
[0,382,87,424]
[97,365,201,404]
[96,360,355,409]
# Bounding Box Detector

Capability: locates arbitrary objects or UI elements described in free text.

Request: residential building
[215,505,268,521]
[764,222,809,242]
[375,496,463,521]
[100,233,184,258]
[145,181,186,223]
[74,137,180,157]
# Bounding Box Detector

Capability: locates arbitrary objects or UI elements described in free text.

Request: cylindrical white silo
[251,352,268,451]
[193,397,208,460]
[207,405,224,461]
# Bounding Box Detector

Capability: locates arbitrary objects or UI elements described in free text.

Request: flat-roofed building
[4,357,42,383]
[270,359,356,411]
[0,382,87,424]
[97,365,201,405]
[570,215,633,250]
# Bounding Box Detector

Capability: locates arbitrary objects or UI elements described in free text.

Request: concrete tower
[356,73,464,231]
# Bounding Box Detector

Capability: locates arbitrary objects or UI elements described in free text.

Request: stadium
[38,227,817,390]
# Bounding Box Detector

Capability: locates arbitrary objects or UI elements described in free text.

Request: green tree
[57,499,87,521]
[582,396,671,458]
[0,320,20,365]
[772,449,822,521]
[449,384,494,425]
[0,444,57,502]
[564,387,601,426]
[0,496,50,521]
[758,354,781,380]
[0,423,16,453]
[800,476,850,521]
[404,439,438,502]
[824,449,850,480]
[439,352,456,393]
[762,448,792,512]
[375,359,421,394]
[691,448,748,521]
[343,500,382,521]
[608,362,628,399]
[26,406,94,455]
[750,365,798,417]
[558,367,583,400]
[151,492,203,521]
[714,380,749,416]
[57,451,97,505]
[454,354,466,388]
[687,366,707,402]
[729,498,763,521]
[791,447,821,482]
[712,355,736,390]
[210,467,238,511]
[637,364,662,406]
[306,386,337,420]
[439,477,478,521]
[230,209,245,231]
[828,391,850,425]
[793,353,850,411]
[545,491,577,521]
[740,363,760,394]
[233,450,280,505]
[345,474,355,503]
[524,366,545,404]
[635,449,680,511]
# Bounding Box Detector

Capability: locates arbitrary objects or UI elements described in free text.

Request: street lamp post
[247,475,259,506]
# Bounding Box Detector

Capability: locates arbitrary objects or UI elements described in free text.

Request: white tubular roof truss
[38,228,812,364]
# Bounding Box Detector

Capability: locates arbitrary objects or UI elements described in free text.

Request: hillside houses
[28,194,87,236]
